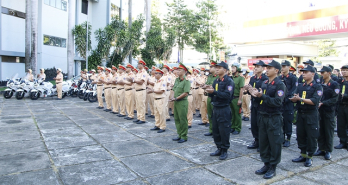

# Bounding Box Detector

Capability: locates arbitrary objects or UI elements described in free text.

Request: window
[43,35,66,48]
[111,3,120,19]
[82,0,88,14]
[1,56,25,63]
[1,7,26,19]
[44,0,67,11]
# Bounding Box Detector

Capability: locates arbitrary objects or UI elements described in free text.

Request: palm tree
[67,0,76,78]
[144,0,151,33]
[25,0,31,71]
[30,0,38,75]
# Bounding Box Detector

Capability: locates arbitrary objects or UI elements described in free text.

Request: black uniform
[280,73,297,142]
[209,74,235,150]
[295,80,322,157]
[249,73,268,146]
[257,77,286,166]
[337,79,348,147]
[318,79,339,153]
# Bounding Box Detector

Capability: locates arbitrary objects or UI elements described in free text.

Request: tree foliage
[72,22,92,59]
[311,39,339,63]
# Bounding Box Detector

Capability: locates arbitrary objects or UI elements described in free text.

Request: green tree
[164,0,196,62]
[311,39,339,63]
[191,0,221,61]
[72,21,92,60]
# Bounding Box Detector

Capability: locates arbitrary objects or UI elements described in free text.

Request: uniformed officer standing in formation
[334,65,348,149]
[148,68,167,133]
[132,60,148,124]
[249,60,286,179]
[186,68,194,129]
[206,61,235,160]
[170,63,191,143]
[202,61,218,136]
[290,65,323,167]
[230,63,245,135]
[93,66,105,109]
[147,67,156,118]
[162,65,172,121]
[241,69,251,121]
[280,60,298,147]
[196,67,208,125]
[298,60,321,84]
[102,68,113,111]
[245,60,268,151]
[110,66,119,114]
[116,65,127,117]
[124,64,135,120]
[53,68,63,100]
[313,66,339,160]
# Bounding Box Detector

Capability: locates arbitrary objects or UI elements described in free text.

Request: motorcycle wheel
[31,92,40,100]
[15,91,25,100]
[88,92,97,102]
[71,90,78,97]
[83,93,89,101]
[62,92,67,99]
[78,90,84,99]
[3,91,13,99]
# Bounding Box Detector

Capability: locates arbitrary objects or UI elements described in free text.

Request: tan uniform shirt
[97,73,106,85]
[116,73,125,89]
[55,73,63,83]
[187,75,194,94]
[124,72,135,90]
[153,78,167,99]
[104,73,112,88]
[38,73,46,80]
[111,73,118,88]
[162,73,172,90]
[134,69,148,90]
[90,74,97,81]
[27,74,34,81]
[148,75,155,89]
[81,74,87,81]
[196,75,207,94]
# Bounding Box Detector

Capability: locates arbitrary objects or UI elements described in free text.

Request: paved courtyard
[0,96,348,185]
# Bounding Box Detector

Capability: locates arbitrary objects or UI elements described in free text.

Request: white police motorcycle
[3,78,21,99]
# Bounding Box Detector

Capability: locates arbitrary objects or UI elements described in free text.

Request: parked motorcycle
[78,80,90,99]
[15,79,34,100]
[87,84,98,102]
[3,78,21,99]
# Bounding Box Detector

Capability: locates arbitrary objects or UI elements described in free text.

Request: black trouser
[296,110,319,157]
[337,104,348,145]
[259,113,283,165]
[282,110,294,140]
[212,105,232,150]
[250,106,259,142]
[318,109,335,152]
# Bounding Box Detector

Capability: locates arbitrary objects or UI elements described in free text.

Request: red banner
[247,58,272,70]
[287,14,348,38]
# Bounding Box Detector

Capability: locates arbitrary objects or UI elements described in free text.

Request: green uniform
[173,76,191,140]
[230,74,245,132]
[206,74,218,133]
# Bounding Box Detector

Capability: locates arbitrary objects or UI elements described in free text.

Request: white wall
[1,14,25,52]
[1,62,25,80]
[2,0,25,12]
[41,2,68,72]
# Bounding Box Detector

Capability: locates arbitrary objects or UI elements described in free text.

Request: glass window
[43,35,50,45]
[82,0,88,14]
[55,38,62,47]
[61,39,66,48]
[44,0,50,5]
[55,0,61,9]
[49,37,56,46]
[49,0,55,7]
[61,1,67,11]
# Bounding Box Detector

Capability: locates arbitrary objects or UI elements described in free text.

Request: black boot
[292,155,306,162]
[304,158,312,167]
[247,140,259,149]
[255,163,270,175]
[263,165,276,179]
[210,148,221,156]
[283,139,290,147]
[219,149,228,160]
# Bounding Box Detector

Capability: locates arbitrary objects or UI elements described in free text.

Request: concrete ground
[0,96,348,185]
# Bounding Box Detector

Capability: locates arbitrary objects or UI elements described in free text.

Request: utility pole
[86,15,88,70]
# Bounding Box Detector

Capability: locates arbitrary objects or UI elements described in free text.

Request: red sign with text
[247,58,272,70]
[287,14,348,38]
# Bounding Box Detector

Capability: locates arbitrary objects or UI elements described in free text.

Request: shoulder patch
[163,84,166,87]
[277,90,284,97]
[143,75,145,78]
[335,89,340,94]
[228,86,233,91]
[295,82,298,86]
[316,78,320,83]
[317,90,323,96]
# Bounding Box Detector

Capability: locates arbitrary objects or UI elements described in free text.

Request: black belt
[136,89,145,91]
[166,90,170,91]
[193,87,199,89]
[56,82,61,84]
[118,88,124,90]
[298,109,316,113]
[125,89,132,91]
[188,94,192,96]
[112,87,116,89]
[155,98,163,100]
[104,87,111,89]
[97,85,103,86]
